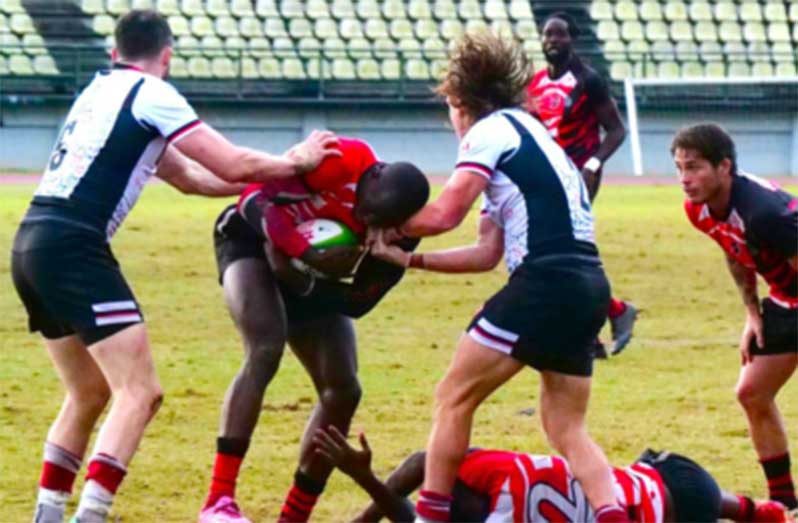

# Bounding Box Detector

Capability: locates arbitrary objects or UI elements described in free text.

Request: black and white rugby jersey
[25,63,201,240]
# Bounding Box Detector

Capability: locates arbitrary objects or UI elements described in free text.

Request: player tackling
[674,123,797,511]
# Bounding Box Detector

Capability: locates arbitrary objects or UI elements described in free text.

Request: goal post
[622,76,798,178]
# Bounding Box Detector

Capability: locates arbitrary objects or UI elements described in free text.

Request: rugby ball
[297,219,358,250]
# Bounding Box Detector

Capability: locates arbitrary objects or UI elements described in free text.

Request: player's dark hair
[358,161,430,227]
[544,11,581,38]
[115,9,173,61]
[436,31,532,120]
[671,123,738,175]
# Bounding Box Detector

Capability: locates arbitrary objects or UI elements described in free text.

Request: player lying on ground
[526,11,635,357]
[674,123,798,510]
[369,33,624,522]
[314,426,795,523]
[11,10,339,523]
[199,138,430,523]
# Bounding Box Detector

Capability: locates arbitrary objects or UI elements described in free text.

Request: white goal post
[623,76,798,177]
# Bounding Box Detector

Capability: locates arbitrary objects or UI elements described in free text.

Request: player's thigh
[45,334,109,398]
[222,257,287,346]
[287,314,358,390]
[737,353,797,400]
[87,323,159,394]
[436,334,524,411]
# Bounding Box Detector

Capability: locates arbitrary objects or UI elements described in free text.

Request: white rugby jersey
[30,63,200,240]
[455,108,596,273]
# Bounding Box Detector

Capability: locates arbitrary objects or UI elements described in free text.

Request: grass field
[1,182,796,522]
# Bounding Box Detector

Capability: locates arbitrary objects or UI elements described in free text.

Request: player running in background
[370,33,625,523]
[11,10,338,523]
[313,426,795,523]
[526,12,635,356]
[674,123,797,511]
[199,138,430,523]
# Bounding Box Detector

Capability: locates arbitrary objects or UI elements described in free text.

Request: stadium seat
[356,58,380,79]
[181,0,204,16]
[739,2,762,22]
[751,60,773,76]
[408,0,432,20]
[157,0,180,16]
[767,22,790,42]
[699,40,722,58]
[790,3,798,23]
[465,19,488,33]
[356,0,380,20]
[23,34,46,55]
[239,17,263,38]
[657,60,679,77]
[704,61,725,77]
[364,18,388,39]
[9,12,33,34]
[440,18,463,39]
[82,0,105,15]
[459,0,482,20]
[315,18,338,38]
[373,37,396,58]
[272,36,295,56]
[423,36,445,57]
[107,0,129,15]
[743,22,766,42]
[694,21,718,42]
[201,35,224,56]
[264,17,287,38]
[628,39,650,59]
[610,61,632,80]
[93,15,115,35]
[771,41,793,60]
[169,56,188,77]
[390,18,413,39]
[306,0,330,19]
[603,39,625,59]
[282,57,306,79]
[187,56,210,76]
[177,34,201,55]
[215,16,238,38]
[688,1,712,21]
[415,19,438,39]
[590,1,612,21]
[0,32,21,53]
[794,24,798,43]
[764,2,787,22]
[382,0,406,20]
[348,37,371,58]
[775,61,796,77]
[675,40,697,60]
[281,0,304,19]
[719,21,742,42]
[323,36,346,57]
[168,15,190,36]
[256,0,278,17]
[646,20,669,41]
[509,0,532,20]
[298,36,322,58]
[332,57,355,79]
[249,36,271,57]
[131,0,154,8]
[1,0,24,13]
[615,1,638,21]
[0,13,8,32]
[727,61,750,76]
[681,61,702,77]
[484,0,508,20]
[621,21,644,42]
[639,1,663,21]
[332,0,356,19]
[339,18,363,39]
[398,37,421,55]
[259,57,280,78]
[433,0,456,20]
[231,0,254,17]
[289,18,313,38]
[406,58,429,79]
[664,1,687,21]
[380,58,399,79]
[211,56,236,78]
[670,20,693,41]
[651,40,675,59]
[713,1,737,22]
[240,57,258,78]
[514,19,537,40]
[191,16,214,37]
[206,0,230,17]
[597,20,619,41]
[225,36,246,57]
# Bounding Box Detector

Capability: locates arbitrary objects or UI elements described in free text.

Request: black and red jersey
[685,173,798,308]
[526,59,610,170]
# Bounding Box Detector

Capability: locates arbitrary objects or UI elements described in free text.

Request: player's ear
[718,158,732,177]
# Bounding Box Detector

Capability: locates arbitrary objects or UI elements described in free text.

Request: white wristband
[584,157,602,173]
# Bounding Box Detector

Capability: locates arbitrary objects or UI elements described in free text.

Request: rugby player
[11,10,339,523]
[674,123,797,511]
[526,12,635,356]
[199,138,430,523]
[369,33,624,522]
[314,425,795,523]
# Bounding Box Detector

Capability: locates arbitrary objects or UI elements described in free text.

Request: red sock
[205,453,244,508]
[415,490,453,522]
[85,454,126,495]
[733,495,756,522]
[594,504,630,523]
[278,471,325,522]
[608,298,627,319]
[760,453,797,510]
[40,442,82,493]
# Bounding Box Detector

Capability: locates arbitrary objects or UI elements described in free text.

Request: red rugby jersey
[456,450,666,522]
[685,173,798,308]
[526,59,609,170]
[237,138,378,258]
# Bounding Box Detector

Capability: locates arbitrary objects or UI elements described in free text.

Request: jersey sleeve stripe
[455,161,493,179]
[166,119,202,143]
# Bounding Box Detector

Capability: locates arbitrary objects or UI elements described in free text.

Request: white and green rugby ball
[297,219,358,249]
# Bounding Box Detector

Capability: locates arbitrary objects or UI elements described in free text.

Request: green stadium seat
[289,18,313,38]
[181,0,204,16]
[225,36,246,57]
[348,37,371,58]
[688,1,712,21]
[484,0,508,20]
[646,20,669,41]
[131,0,154,8]
[408,0,432,20]
[315,18,338,38]
[440,18,463,39]
[675,40,697,59]
[357,58,380,79]
[459,0,482,20]
[9,12,33,33]
[231,0,254,17]
[333,57,356,79]
[509,0,533,20]
[751,60,773,76]
[169,56,188,77]
[32,54,58,75]
[433,0,457,20]
[259,57,280,78]
[241,57,258,78]
[22,33,45,55]
[206,0,229,17]
[739,2,762,22]
[364,18,388,39]
[249,36,271,57]
[681,61,703,77]
[157,0,180,16]
[0,13,8,32]
[727,61,750,76]
[272,36,295,56]
[239,17,263,38]
[82,0,105,15]
[768,22,790,42]
[282,57,306,79]
[264,17,287,38]
[423,36,445,57]
[383,0,406,20]
[177,34,201,55]
[323,36,346,57]
[306,0,330,19]
[615,1,639,21]
[381,58,400,79]
[747,40,770,59]
[187,55,210,76]
[621,21,644,42]
[107,0,129,15]
[298,36,321,58]
[212,56,236,78]
[639,1,663,21]
[93,15,115,36]
[398,37,421,55]
[657,60,679,77]
[651,40,675,59]
[775,61,796,77]
[356,0,380,20]
[280,0,303,18]
[603,39,625,59]
[713,1,737,22]
[415,18,438,39]
[406,58,429,79]
[590,1,612,21]
[719,21,742,42]
[430,58,447,79]
[191,16,214,37]
[339,18,363,39]
[790,4,798,23]
[373,37,396,58]
[390,18,413,39]
[514,19,537,40]
[168,15,190,36]
[610,61,632,80]
[0,0,23,14]
[699,40,722,57]
[256,0,278,17]
[764,2,787,22]
[664,1,687,21]
[670,20,693,41]
[743,22,766,42]
[0,32,20,53]
[596,20,619,41]
[215,16,238,38]
[306,58,330,79]
[201,34,224,56]
[330,0,354,19]
[694,21,717,42]
[704,61,725,77]
[465,19,488,33]
[723,40,745,59]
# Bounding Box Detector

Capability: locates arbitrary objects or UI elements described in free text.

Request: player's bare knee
[735,381,771,412]
[319,381,362,413]
[245,336,285,373]
[66,388,110,419]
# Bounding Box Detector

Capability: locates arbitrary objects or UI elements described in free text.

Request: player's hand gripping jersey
[685,173,798,308]
[457,450,666,523]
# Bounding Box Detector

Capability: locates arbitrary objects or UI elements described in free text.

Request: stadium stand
[0,1,795,100]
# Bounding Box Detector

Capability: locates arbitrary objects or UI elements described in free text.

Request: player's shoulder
[733,172,796,225]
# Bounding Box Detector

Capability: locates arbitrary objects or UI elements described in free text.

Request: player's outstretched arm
[370,215,503,273]
[174,126,340,183]
[314,427,416,522]
[156,145,246,196]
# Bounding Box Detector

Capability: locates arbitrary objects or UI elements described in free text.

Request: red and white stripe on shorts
[92,300,141,326]
[468,317,519,354]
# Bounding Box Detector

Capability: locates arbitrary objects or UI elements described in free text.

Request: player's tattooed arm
[726,254,764,362]
[725,254,759,309]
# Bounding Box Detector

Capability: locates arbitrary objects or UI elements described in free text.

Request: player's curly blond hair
[436,31,532,120]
